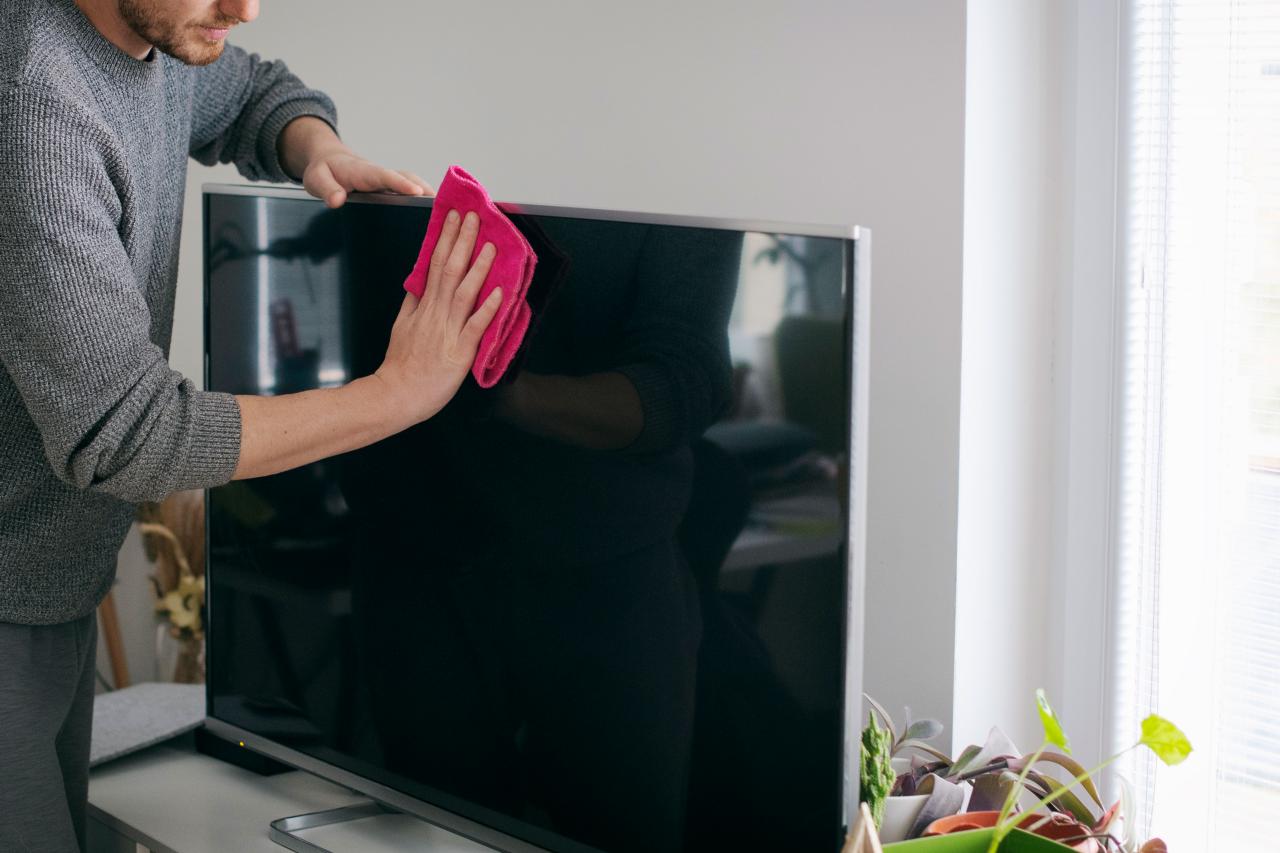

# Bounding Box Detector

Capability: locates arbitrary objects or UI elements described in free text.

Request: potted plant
[866,690,1189,852]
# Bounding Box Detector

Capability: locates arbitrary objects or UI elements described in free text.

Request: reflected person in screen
[346,220,742,852]
[0,2,502,851]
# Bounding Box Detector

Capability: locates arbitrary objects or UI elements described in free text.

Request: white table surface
[88,741,493,852]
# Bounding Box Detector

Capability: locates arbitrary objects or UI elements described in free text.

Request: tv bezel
[200,183,871,853]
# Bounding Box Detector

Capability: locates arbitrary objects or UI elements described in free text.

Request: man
[0,1,503,850]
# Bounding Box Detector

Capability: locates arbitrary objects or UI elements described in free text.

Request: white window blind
[1118,1,1280,849]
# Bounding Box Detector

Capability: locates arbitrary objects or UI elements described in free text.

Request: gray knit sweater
[0,0,337,625]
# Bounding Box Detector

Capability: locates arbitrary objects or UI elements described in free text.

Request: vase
[173,632,204,683]
[880,794,930,843]
[155,625,206,683]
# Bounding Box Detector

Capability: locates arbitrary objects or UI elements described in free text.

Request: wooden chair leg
[98,589,130,689]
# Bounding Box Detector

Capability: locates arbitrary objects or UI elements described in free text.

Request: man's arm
[0,90,497,497]
[189,45,430,202]
[492,372,643,450]
[232,208,499,480]
[0,89,242,501]
[612,226,741,452]
[188,44,335,184]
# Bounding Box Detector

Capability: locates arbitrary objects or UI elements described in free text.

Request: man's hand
[231,208,501,481]
[375,209,502,425]
[279,115,432,208]
[304,149,433,209]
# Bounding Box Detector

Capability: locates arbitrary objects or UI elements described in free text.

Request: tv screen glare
[203,186,868,853]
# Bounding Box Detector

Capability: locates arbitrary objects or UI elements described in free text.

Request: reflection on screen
[206,193,850,853]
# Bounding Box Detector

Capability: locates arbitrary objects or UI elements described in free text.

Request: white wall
[113,1,970,743]
[953,0,1070,752]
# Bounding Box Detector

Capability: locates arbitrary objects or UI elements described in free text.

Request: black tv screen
[203,186,868,853]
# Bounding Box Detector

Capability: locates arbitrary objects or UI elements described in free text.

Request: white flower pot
[878,793,929,843]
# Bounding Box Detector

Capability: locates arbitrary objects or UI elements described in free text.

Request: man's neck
[73,0,154,61]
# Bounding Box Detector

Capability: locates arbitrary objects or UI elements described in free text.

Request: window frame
[1048,0,1132,784]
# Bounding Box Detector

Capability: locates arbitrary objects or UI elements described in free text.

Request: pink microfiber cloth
[403,165,538,388]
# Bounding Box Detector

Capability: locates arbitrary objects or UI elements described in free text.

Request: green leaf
[904,718,945,742]
[946,743,984,778]
[896,739,953,765]
[1140,715,1192,765]
[1036,688,1072,754]
[863,693,898,746]
[1023,770,1098,826]
[860,712,896,828]
[1009,752,1103,809]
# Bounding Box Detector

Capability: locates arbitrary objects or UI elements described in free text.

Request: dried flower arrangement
[135,489,206,683]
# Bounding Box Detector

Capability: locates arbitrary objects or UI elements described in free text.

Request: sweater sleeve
[0,88,242,503]
[188,44,338,183]
[615,226,742,454]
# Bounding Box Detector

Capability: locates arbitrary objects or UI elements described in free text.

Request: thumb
[307,162,347,208]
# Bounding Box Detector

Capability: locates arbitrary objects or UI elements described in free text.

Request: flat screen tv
[202,184,870,853]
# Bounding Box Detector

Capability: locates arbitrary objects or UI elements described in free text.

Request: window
[1118,1,1280,848]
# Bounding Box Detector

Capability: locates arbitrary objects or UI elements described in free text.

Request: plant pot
[922,812,1100,853]
[880,793,931,843]
[883,827,1076,852]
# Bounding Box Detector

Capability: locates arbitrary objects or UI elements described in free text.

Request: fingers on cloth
[425,210,464,303]
[450,244,495,335]
[461,287,504,349]
[440,212,480,300]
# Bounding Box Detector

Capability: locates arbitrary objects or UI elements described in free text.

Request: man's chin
[162,37,226,67]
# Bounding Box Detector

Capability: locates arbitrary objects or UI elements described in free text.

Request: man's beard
[118,0,232,66]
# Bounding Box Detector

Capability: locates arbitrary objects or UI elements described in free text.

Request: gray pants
[0,611,97,853]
